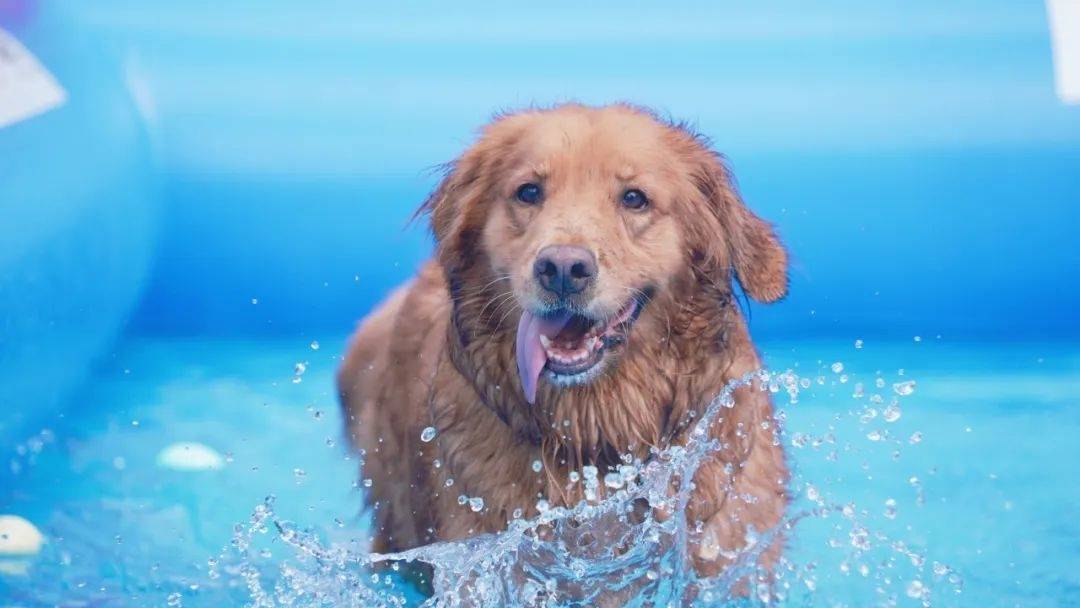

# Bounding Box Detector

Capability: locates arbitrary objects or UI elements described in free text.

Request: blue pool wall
[2,1,1079,445]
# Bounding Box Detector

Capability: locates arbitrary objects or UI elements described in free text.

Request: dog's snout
[533,245,597,297]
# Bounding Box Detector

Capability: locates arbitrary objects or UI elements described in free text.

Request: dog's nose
[533,245,597,296]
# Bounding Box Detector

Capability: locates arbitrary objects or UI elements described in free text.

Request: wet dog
[338,103,789,593]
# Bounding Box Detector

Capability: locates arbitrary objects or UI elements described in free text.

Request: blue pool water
[1,336,1076,606]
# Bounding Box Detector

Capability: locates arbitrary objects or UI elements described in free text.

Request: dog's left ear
[692,151,788,303]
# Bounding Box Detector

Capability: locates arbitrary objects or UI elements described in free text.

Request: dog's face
[423,105,787,403]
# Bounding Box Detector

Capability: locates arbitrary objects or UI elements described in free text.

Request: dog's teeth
[539,334,552,349]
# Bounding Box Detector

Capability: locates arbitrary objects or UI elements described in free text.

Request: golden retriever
[337,103,788,596]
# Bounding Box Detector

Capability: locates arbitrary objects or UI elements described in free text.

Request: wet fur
[338,104,789,592]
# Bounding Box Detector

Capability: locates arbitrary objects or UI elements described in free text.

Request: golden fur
[338,104,789,591]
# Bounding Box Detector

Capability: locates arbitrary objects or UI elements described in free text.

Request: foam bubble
[0,515,45,556]
[156,442,225,471]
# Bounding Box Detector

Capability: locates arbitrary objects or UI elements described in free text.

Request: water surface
[1,337,1076,606]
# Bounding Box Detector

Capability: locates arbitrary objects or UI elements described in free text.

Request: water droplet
[906,579,926,599]
[420,426,437,442]
[893,380,916,396]
[849,526,871,550]
[309,340,320,351]
[444,478,454,487]
[250,298,259,305]
[909,431,923,444]
[806,484,820,502]
[884,498,897,519]
[457,495,468,506]
[867,430,883,441]
[604,472,624,489]
[854,339,863,349]
[830,362,844,374]
[883,403,902,422]
[468,497,485,512]
[913,335,922,343]
[362,478,373,488]
[531,459,542,473]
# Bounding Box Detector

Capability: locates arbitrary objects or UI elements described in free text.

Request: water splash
[215,368,963,607]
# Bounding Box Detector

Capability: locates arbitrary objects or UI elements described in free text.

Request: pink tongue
[515,310,572,404]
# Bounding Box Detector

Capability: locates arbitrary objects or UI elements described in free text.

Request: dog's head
[420,104,786,404]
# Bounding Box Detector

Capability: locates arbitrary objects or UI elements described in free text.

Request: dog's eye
[515,183,543,205]
[621,189,649,210]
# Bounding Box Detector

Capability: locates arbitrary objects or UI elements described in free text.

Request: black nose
[533,245,597,297]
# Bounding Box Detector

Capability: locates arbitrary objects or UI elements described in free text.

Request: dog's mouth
[515,295,648,404]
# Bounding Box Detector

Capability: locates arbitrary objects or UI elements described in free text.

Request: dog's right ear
[412,146,489,275]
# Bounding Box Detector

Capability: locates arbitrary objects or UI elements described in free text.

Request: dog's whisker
[492,300,522,334]
[453,273,512,301]
[486,290,522,320]
[479,290,517,321]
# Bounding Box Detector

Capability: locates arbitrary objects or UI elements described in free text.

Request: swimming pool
[1,336,1075,606]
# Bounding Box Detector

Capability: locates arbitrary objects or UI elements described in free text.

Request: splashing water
[213,368,962,607]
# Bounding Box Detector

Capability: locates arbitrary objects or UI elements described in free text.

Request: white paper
[0,27,67,129]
